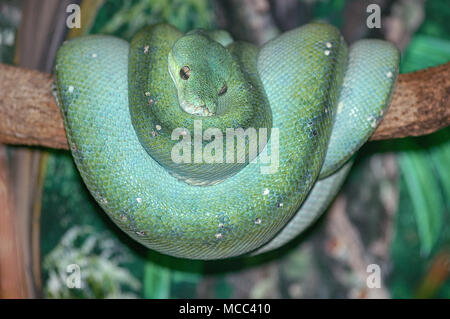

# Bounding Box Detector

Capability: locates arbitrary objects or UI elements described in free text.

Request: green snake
[54,23,399,260]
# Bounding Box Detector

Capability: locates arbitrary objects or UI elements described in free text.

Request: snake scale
[54,23,399,260]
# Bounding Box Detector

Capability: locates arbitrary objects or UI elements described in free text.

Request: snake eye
[180,66,190,80]
[218,84,227,96]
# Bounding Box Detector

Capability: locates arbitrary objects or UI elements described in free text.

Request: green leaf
[429,130,450,204]
[398,142,443,255]
[400,35,450,73]
[143,259,171,299]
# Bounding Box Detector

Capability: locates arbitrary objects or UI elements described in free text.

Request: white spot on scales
[337,102,344,114]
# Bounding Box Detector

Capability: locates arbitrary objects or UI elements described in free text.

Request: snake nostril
[180,66,190,80]
[218,84,227,96]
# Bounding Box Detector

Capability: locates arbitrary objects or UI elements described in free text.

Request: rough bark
[371,62,450,140]
[0,64,67,149]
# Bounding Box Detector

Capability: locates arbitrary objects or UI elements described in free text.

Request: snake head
[168,31,232,116]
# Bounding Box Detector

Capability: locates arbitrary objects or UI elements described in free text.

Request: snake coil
[55,23,399,260]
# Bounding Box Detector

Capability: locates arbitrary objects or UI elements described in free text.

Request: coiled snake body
[55,23,399,260]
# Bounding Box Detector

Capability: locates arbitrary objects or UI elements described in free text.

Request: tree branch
[0,64,67,149]
[370,62,450,140]
[0,62,448,150]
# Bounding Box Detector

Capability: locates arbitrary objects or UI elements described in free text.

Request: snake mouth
[180,100,214,116]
